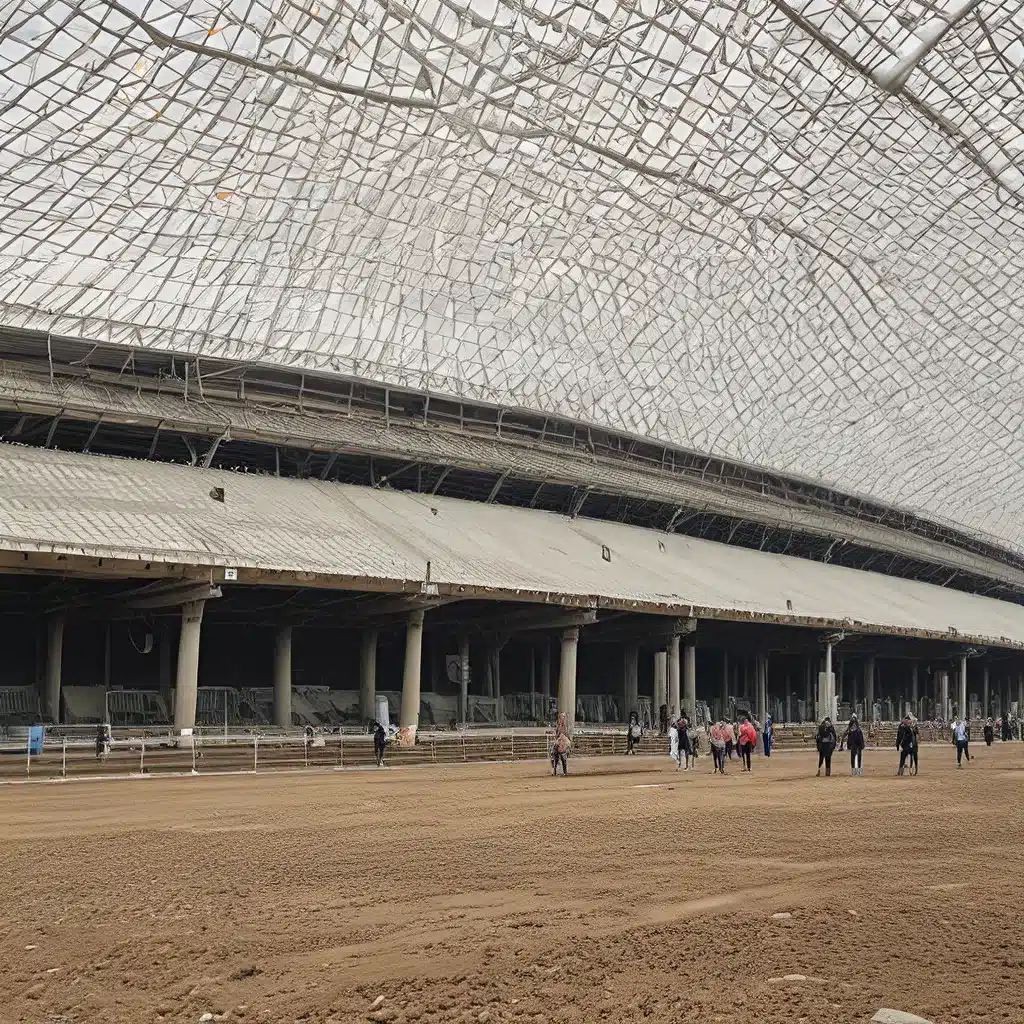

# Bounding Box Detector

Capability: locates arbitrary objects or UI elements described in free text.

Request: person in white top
[952,718,971,769]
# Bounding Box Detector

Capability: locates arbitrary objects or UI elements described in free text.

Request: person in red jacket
[737,716,757,772]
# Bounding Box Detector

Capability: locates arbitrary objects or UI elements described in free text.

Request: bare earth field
[2,743,1023,1024]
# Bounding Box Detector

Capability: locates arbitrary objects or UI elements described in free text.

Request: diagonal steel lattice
[0,1,1022,548]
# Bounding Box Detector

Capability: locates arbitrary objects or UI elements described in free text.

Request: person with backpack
[551,712,571,776]
[952,717,971,768]
[710,721,728,774]
[737,715,757,772]
[842,715,865,776]
[815,716,837,777]
[626,712,642,755]
[896,715,915,776]
[372,720,387,766]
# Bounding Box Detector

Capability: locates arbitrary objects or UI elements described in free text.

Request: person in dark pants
[815,717,837,777]
[953,718,971,768]
[737,716,757,772]
[984,718,995,746]
[372,721,387,766]
[842,715,865,776]
[551,731,570,776]
[896,716,915,776]
[626,712,642,755]
[95,723,108,761]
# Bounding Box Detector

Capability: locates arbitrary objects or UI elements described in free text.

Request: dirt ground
[2,743,1023,1024]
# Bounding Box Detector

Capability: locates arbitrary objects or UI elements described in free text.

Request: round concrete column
[958,654,968,719]
[667,634,681,720]
[399,610,425,743]
[653,650,667,728]
[173,600,205,733]
[44,612,65,724]
[557,627,579,729]
[273,625,293,728]
[684,640,697,719]
[359,628,378,726]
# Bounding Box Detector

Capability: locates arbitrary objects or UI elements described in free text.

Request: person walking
[710,721,728,774]
[551,712,571,776]
[952,717,971,768]
[842,715,865,776]
[762,715,774,758]
[896,715,915,776]
[678,716,696,771]
[1001,715,1012,742]
[626,712,642,755]
[815,716,837,777]
[724,720,736,761]
[737,715,757,772]
[551,730,570,775]
[984,718,995,747]
[372,720,387,766]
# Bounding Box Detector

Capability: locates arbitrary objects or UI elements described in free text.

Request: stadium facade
[1,0,1023,736]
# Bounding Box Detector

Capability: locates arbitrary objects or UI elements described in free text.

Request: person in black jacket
[842,715,865,776]
[815,717,837,777]
[896,716,915,776]
[372,720,387,766]
[984,718,995,746]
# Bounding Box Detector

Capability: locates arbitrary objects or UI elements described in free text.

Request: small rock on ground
[771,912,792,920]
[871,1011,934,1024]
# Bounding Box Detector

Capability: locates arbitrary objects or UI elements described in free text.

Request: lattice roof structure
[1,1,1022,547]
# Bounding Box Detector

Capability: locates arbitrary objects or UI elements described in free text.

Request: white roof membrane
[1,1,1022,547]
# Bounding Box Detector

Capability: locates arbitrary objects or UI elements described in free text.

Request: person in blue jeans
[952,718,971,768]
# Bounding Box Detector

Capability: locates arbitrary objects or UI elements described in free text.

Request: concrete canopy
[2,444,1024,650]
[1,2,1023,551]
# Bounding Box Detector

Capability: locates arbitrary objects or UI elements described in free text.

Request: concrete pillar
[103,622,112,690]
[958,654,968,719]
[557,627,579,729]
[667,634,681,720]
[683,639,696,720]
[910,661,919,718]
[756,653,767,724]
[623,645,639,722]
[173,600,205,732]
[459,635,470,724]
[939,670,949,721]
[540,642,551,698]
[1017,673,1023,716]
[983,662,990,719]
[359,628,378,726]
[399,610,425,740]
[272,625,293,728]
[44,612,64,724]
[653,650,667,726]
[818,643,833,721]
[864,657,875,723]
[491,646,502,724]
[721,650,729,719]
[805,657,813,720]
[836,656,844,706]
[785,676,792,724]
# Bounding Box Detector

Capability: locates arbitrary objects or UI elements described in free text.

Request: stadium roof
[1,1,1022,550]
[2,444,1024,648]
